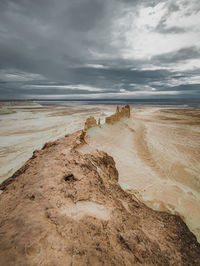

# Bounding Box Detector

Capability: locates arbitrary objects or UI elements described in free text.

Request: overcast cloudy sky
[0,0,200,100]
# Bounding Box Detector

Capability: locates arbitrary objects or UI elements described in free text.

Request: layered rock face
[0,130,200,265]
[84,116,99,130]
[84,117,102,130]
[106,105,130,125]
[84,105,130,130]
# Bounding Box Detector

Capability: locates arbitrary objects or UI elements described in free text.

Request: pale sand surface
[0,103,112,183]
[1,104,200,242]
[78,106,200,241]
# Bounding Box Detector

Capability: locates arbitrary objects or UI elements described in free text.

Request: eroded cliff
[106,105,130,124]
[0,130,200,265]
[84,116,99,130]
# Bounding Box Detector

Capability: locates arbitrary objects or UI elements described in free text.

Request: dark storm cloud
[0,0,200,100]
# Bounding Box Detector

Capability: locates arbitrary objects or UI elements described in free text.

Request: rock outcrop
[84,105,130,130]
[98,118,101,127]
[0,130,200,265]
[84,116,100,130]
[106,105,130,125]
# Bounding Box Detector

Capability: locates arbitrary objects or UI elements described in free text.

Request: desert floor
[0,103,113,183]
[79,106,200,242]
[1,103,200,241]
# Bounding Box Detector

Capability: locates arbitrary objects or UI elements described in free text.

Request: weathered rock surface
[0,130,200,265]
[84,116,99,130]
[98,118,101,127]
[106,105,130,124]
[84,105,130,130]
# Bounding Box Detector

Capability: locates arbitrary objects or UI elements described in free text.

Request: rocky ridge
[0,106,200,265]
[84,105,131,130]
[84,116,101,131]
[105,105,130,125]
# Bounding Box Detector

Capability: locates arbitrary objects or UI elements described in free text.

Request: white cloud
[0,71,44,82]
[119,90,179,96]
[113,0,200,64]
[84,64,109,69]
[22,89,180,100]
[24,84,105,92]
[166,1,200,30]
[150,74,200,87]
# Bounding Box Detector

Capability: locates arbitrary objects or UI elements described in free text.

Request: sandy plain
[0,102,200,242]
[0,102,112,184]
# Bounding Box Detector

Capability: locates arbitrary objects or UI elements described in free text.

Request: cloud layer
[0,0,200,100]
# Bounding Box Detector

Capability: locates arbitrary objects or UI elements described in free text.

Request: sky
[0,0,200,100]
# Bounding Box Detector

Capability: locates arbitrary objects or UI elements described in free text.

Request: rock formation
[84,116,102,131]
[84,105,130,130]
[0,130,200,265]
[84,116,98,130]
[121,104,131,118]
[106,105,130,125]
[98,118,101,127]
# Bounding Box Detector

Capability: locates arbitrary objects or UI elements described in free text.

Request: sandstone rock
[84,117,101,131]
[84,116,98,130]
[0,130,200,265]
[84,105,130,130]
[98,118,101,127]
[121,104,131,118]
[106,105,130,125]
